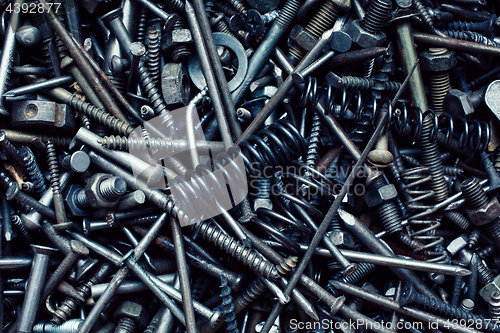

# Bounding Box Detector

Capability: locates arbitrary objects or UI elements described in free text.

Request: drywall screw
[412,32,500,57]
[41,240,89,301]
[191,220,279,280]
[18,245,59,333]
[23,77,133,135]
[20,146,48,195]
[0,129,71,147]
[325,72,402,93]
[137,56,169,117]
[394,15,448,202]
[244,9,279,36]
[437,18,496,38]
[46,139,72,231]
[0,0,23,117]
[400,283,493,328]
[329,279,480,333]
[132,226,244,290]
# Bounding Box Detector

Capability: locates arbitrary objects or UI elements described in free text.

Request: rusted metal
[413,32,500,57]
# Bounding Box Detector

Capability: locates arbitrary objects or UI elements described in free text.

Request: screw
[400,283,493,328]
[490,291,500,319]
[46,138,72,231]
[394,15,449,203]
[33,319,84,333]
[18,245,59,333]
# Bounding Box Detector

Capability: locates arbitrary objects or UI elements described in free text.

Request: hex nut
[161,29,193,58]
[419,49,457,72]
[64,185,91,217]
[84,173,121,209]
[328,230,355,249]
[161,62,191,107]
[345,20,386,49]
[113,301,149,330]
[288,25,317,52]
[480,274,500,303]
[364,184,398,208]
[465,197,500,226]
[443,89,475,118]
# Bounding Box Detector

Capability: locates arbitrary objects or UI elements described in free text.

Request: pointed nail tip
[458,268,471,276]
[307,310,320,321]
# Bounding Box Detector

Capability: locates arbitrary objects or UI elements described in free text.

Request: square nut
[364,184,398,208]
[465,197,500,226]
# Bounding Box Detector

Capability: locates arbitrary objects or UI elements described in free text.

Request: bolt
[18,245,59,333]
[394,15,449,203]
[59,151,91,173]
[33,319,84,333]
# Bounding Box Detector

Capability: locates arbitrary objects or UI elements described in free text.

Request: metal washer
[188,32,248,92]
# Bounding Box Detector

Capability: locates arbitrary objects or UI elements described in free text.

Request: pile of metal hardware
[5,0,500,332]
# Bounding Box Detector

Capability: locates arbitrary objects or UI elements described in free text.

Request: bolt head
[161,29,193,58]
[419,48,457,72]
[444,89,475,118]
[288,25,317,52]
[113,301,149,329]
[364,184,398,208]
[465,197,500,226]
[480,274,500,303]
[345,20,386,49]
[84,173,121,209]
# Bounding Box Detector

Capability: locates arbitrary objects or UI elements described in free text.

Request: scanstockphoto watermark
[289,319,428,331]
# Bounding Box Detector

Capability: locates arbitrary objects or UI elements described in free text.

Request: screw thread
[276,256,298,275]
[413,0,435,30]
[213,18,237,38]
[99,177,126,199]
[359,0,391,34]
[46,139,61,195]
[115,317,136,333]
[490,292,500,320]
[34,319,84,333]
[368,177,403,234]
[460,177,489,209]
[418,115,448,202]
[441,30,499,46]
[162,0,184,11]
[477,259,495,286]
[477,244,495,259]
[19,146,47,194]
[341,76,375,90]
[192,220,280,280]
[234,278,267,311]
[147,27,161,86]
[135,7,149,43]
[228,0,247,16]
[444,20,492,36]
[306,113,321,173]
[289,0,339,61]
[460,299,475,312]
[403,288,487,324]
[11,215,31,242]
[112,214,162,228]
[99,295,118,322]
[443,211,470,230]
[41,38,56,77]
[76,189,90,208]
[360,59,375,79]
[67,95,133,136]
[428,60,451,113]
[482,221,500,250]
[138,59,169,116]
[213,1,239,16]
[276,0,301,30]
[443,166,464,177]
[468,229,481,249]
[219,276,239,333]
